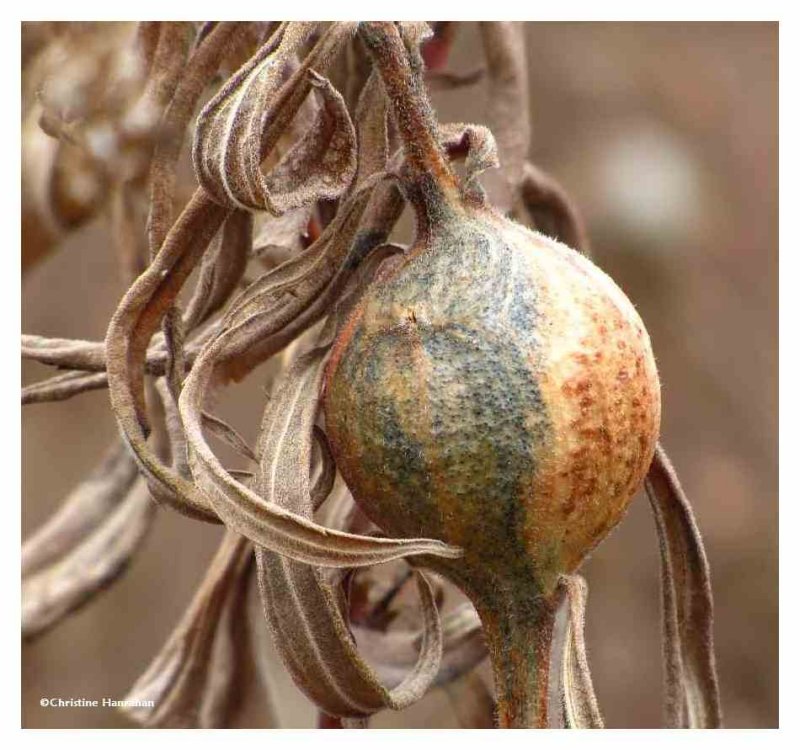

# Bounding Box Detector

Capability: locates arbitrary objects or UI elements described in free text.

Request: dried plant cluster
[21,21,722,729]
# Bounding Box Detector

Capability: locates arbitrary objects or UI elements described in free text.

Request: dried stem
[358,22,459,212]
[475,591,559,728]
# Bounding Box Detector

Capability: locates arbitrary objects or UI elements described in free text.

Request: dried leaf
[352,69,388,188]
[147,22,247,257]
[202,411,257,463]
[439,122,499,198]
[257,550,443,718]
[105,189,228,523]
[184,210,254,330]
[443,670,495,728]
[105,24,359,525]
[22,480,156,640]
[251,342,449,716]
[518,161,590,255]
[154,376,190,478]
[479,22,530,213]
[22,370,109,405]
[645,444,722,728]
[425,67,484,91]
[310,426,336,510]
[193,23,358,213]
[22,334,108,371]
[21,331,213,377]
[22,440,139,577]
[121,531,253,728]
[559,574,603,729]
[353,601,486,690]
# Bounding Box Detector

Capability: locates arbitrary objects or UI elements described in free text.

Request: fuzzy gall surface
[323,206,660,599]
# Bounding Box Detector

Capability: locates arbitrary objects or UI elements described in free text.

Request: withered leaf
[147,22,247,257]
[22,440,139,577]
[22,480,156,640]
[439,122,499,198]
[183,210,254,331]
[518,161,590,255]
[121,531,253,728]
[443,670,495,729]
[193,23,358,214]
[558,574,603,729]
[353,601,486,690]
[253,344,446,718]
[645,444,722,729]
[22,370,109,405]
[478,22,530,213]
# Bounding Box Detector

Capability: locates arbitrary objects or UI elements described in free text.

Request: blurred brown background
[21,22,778,728]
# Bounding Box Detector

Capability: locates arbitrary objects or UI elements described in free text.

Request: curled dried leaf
[121,531,253,728]
[353,601,486,690]
[252,342,449,718]
[479,22,530,213]
[193,23,358,213]
[443,671,495,728]
[257,549,443,718]
[22,480,156,640]
[518,161,590,255]
[147,22,247,256]
[439,122,499,198]
[184,210,254,330]
[558,574,603,729]
[105,189,228,523]
[22,441,139,577]
[22,370,109,405]
[645,444,722,729]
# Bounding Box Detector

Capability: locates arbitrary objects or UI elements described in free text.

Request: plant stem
[475,592,559,728]
[358,22,459,212]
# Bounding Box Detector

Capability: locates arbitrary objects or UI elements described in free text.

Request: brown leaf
[105,25,358,526]
[645,444,723,728]
[352,69,388,188]
[179,218,461,566]
[439,122,499,199]
[147,22,247,257]
[22,480,156,640]
[121,531,253,728]
[443,670,495,728]
[353,601,486,690]
[22,370,109,405]
[193,23,358,213]
[105,190,228,523]
[251,341,448,717]
[558,574,604,729]
[22,440,139,577]
[517,161,590,255]
[478,22,530,213]
[183,210,254,330]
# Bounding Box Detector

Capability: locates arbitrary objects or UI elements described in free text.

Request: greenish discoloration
[325,214,553,594]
